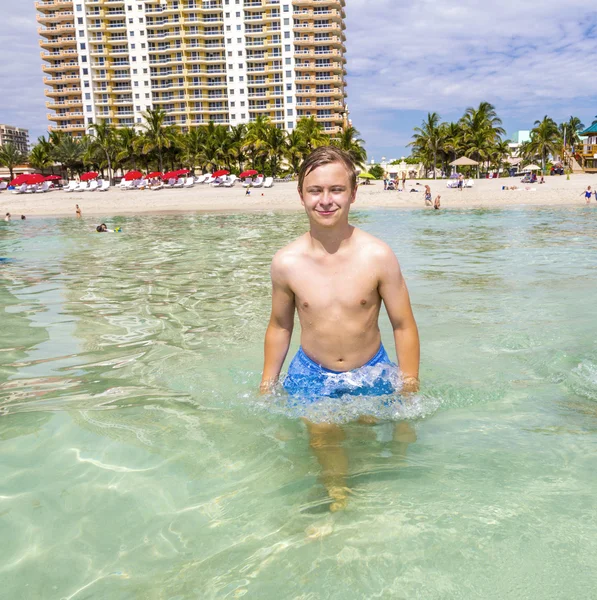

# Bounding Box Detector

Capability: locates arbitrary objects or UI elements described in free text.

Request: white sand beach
[1,174,595,218]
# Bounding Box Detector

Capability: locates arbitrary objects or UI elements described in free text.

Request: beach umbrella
[162,171,178,180]
[358,171,375,179]
[524,164,541,171]
[212,169,229,177]
[239,169,258,178]
[449,157,479,167]
[175,169,191,176]
[25,174,46,184]
[123,170,143,181]
[81,171,99,181]
[10,174,31,186]
[44,175,61,181]
[145,171,162,179]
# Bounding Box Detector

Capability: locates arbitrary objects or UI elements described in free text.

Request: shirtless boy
[260,147,420,510]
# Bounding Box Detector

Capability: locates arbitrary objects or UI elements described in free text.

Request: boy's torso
[282,228,387,372]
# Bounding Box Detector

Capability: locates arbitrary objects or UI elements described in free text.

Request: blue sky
[1,0,596,161]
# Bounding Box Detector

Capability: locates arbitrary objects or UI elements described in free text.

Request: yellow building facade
[37,0,347,137]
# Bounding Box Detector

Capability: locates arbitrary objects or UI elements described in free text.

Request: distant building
[507,130,531,157]
[578,118,597,173]
[0,124,30,154]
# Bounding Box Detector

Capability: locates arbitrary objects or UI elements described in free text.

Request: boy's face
[299,162,356,227]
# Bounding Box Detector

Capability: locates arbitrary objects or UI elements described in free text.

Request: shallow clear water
[1,207,596,599]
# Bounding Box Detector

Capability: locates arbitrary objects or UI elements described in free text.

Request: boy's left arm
[378,247,420,393]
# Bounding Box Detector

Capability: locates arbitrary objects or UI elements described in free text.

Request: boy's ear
[298,185,305,206]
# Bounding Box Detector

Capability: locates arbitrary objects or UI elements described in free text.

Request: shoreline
[1,175,595,218]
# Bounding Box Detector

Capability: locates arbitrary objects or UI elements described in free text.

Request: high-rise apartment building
[36,0,347,138]
[0,125,30,154]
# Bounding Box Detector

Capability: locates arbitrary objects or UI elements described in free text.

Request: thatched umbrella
[449,157,479,167]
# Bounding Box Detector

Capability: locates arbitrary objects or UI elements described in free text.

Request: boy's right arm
[260,256,295,394]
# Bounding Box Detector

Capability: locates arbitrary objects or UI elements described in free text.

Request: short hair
[298,146,357,193]
[96,225,103,232]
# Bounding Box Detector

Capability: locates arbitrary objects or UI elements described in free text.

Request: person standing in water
[260,147,420,511]
[433,195,441,210]
[76,204,82,218]
[582,186,592,204]
[4,213,11,222]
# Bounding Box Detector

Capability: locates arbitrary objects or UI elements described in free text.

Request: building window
[77,17,83,24]
[286,83,292,90]
[82,68,88,75]
[283,4,289,11]
[80,43,86,49]
[86,105,92,112]
[285,45,290,51]
[85,93,91,99]
[236,25,241,30]
[76,4,82,10]
[287,109,293,116]
[241,113,245,119]
[286,96,292,103]
[284,31,290,38]
[288,121,293,129]
[284,18,290,25]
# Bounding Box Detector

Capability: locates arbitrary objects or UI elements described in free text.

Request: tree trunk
[433,150,437,179]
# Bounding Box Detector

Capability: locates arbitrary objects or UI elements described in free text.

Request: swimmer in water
[260,147,420,511]
[4,213,10,222]
[582,185,592,204]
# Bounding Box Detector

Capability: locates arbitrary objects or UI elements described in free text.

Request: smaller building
[0,124,30,155]
[507,130,531,157]
[579,118,597,173]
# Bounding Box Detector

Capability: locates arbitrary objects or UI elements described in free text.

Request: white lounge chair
[98,180,110,192]
[12,183,27,194]
[76,181,89,192]
[0,181,8,192]
[242,177,253,188]
[252,176,264,188]
[223,175,237,187]
[195,175,207,184]
[183,176,195,188]
[25,184,39,194]
[65,181,78,192]
[150,182,164,191]
[464,179,474,188]
[203,176,215,185]
[263,177,273,188]
[35,181,51,193]
[88,180,99,192]
[173,177,184,188]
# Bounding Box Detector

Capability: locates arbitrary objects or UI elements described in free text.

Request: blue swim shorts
[283,344,396,401]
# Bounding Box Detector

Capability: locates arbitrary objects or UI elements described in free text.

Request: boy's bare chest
[290,260,380,310]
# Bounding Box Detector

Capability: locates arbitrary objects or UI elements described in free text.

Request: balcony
[36,10,74,24]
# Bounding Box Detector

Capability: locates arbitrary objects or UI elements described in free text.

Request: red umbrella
[81,171,99,181]
[10,174,31,186]
[124,170,143,181]
[162,171,178,180]
[175,169,191,176]
[239,169,258,178]
[212,169,230,177]
[144,171,162,179]
[44,175,61,181]
[24,174,46,184]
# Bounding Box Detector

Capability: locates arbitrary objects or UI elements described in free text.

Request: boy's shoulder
[352,227,397,260]
[271,233,310,272]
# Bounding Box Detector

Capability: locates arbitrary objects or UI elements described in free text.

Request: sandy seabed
[1,174,596,219]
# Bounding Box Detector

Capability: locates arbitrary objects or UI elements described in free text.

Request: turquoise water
[1,208,596,599]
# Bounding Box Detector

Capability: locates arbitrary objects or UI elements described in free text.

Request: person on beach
[402,172,407,191]
[76,204,82,218]
[582,186,592,204]
[458,174,464,191]
[260,146,420,511]
[433,195,441,210]
[424,185,432,206]
[4,213,10,222]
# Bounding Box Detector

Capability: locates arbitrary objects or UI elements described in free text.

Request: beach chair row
[64,180,111,192]
[117,174,274,190]
[10,181,59,194]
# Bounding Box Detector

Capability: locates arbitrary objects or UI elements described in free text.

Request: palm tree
[409,112,442,178]
[560,116,585,152]
[263,125,288,177]
[114,127,141,173]
[28,142,54,174]
[526,116,561,174]
[52,136,84,179]
[141,107,177,173]
[286,129,307,175]
[295,116,327,152]
[439,122,462,172]
[332,125,367,167]
[0,143,27,180]
[88,120,115,183]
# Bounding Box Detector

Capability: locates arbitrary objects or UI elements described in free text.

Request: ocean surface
[1,207,596,599]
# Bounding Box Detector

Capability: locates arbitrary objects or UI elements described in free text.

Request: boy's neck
[308,222,354,254]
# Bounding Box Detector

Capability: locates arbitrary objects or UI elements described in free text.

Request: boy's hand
[402,376,420,395]
[259,378,278,395]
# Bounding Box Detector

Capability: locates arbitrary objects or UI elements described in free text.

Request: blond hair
[298,146,357,193]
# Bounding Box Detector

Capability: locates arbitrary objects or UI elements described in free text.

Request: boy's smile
[299,162,356,225]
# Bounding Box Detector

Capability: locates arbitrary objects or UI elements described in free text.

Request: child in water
[260,147,420,510]
[582,186,592,204]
